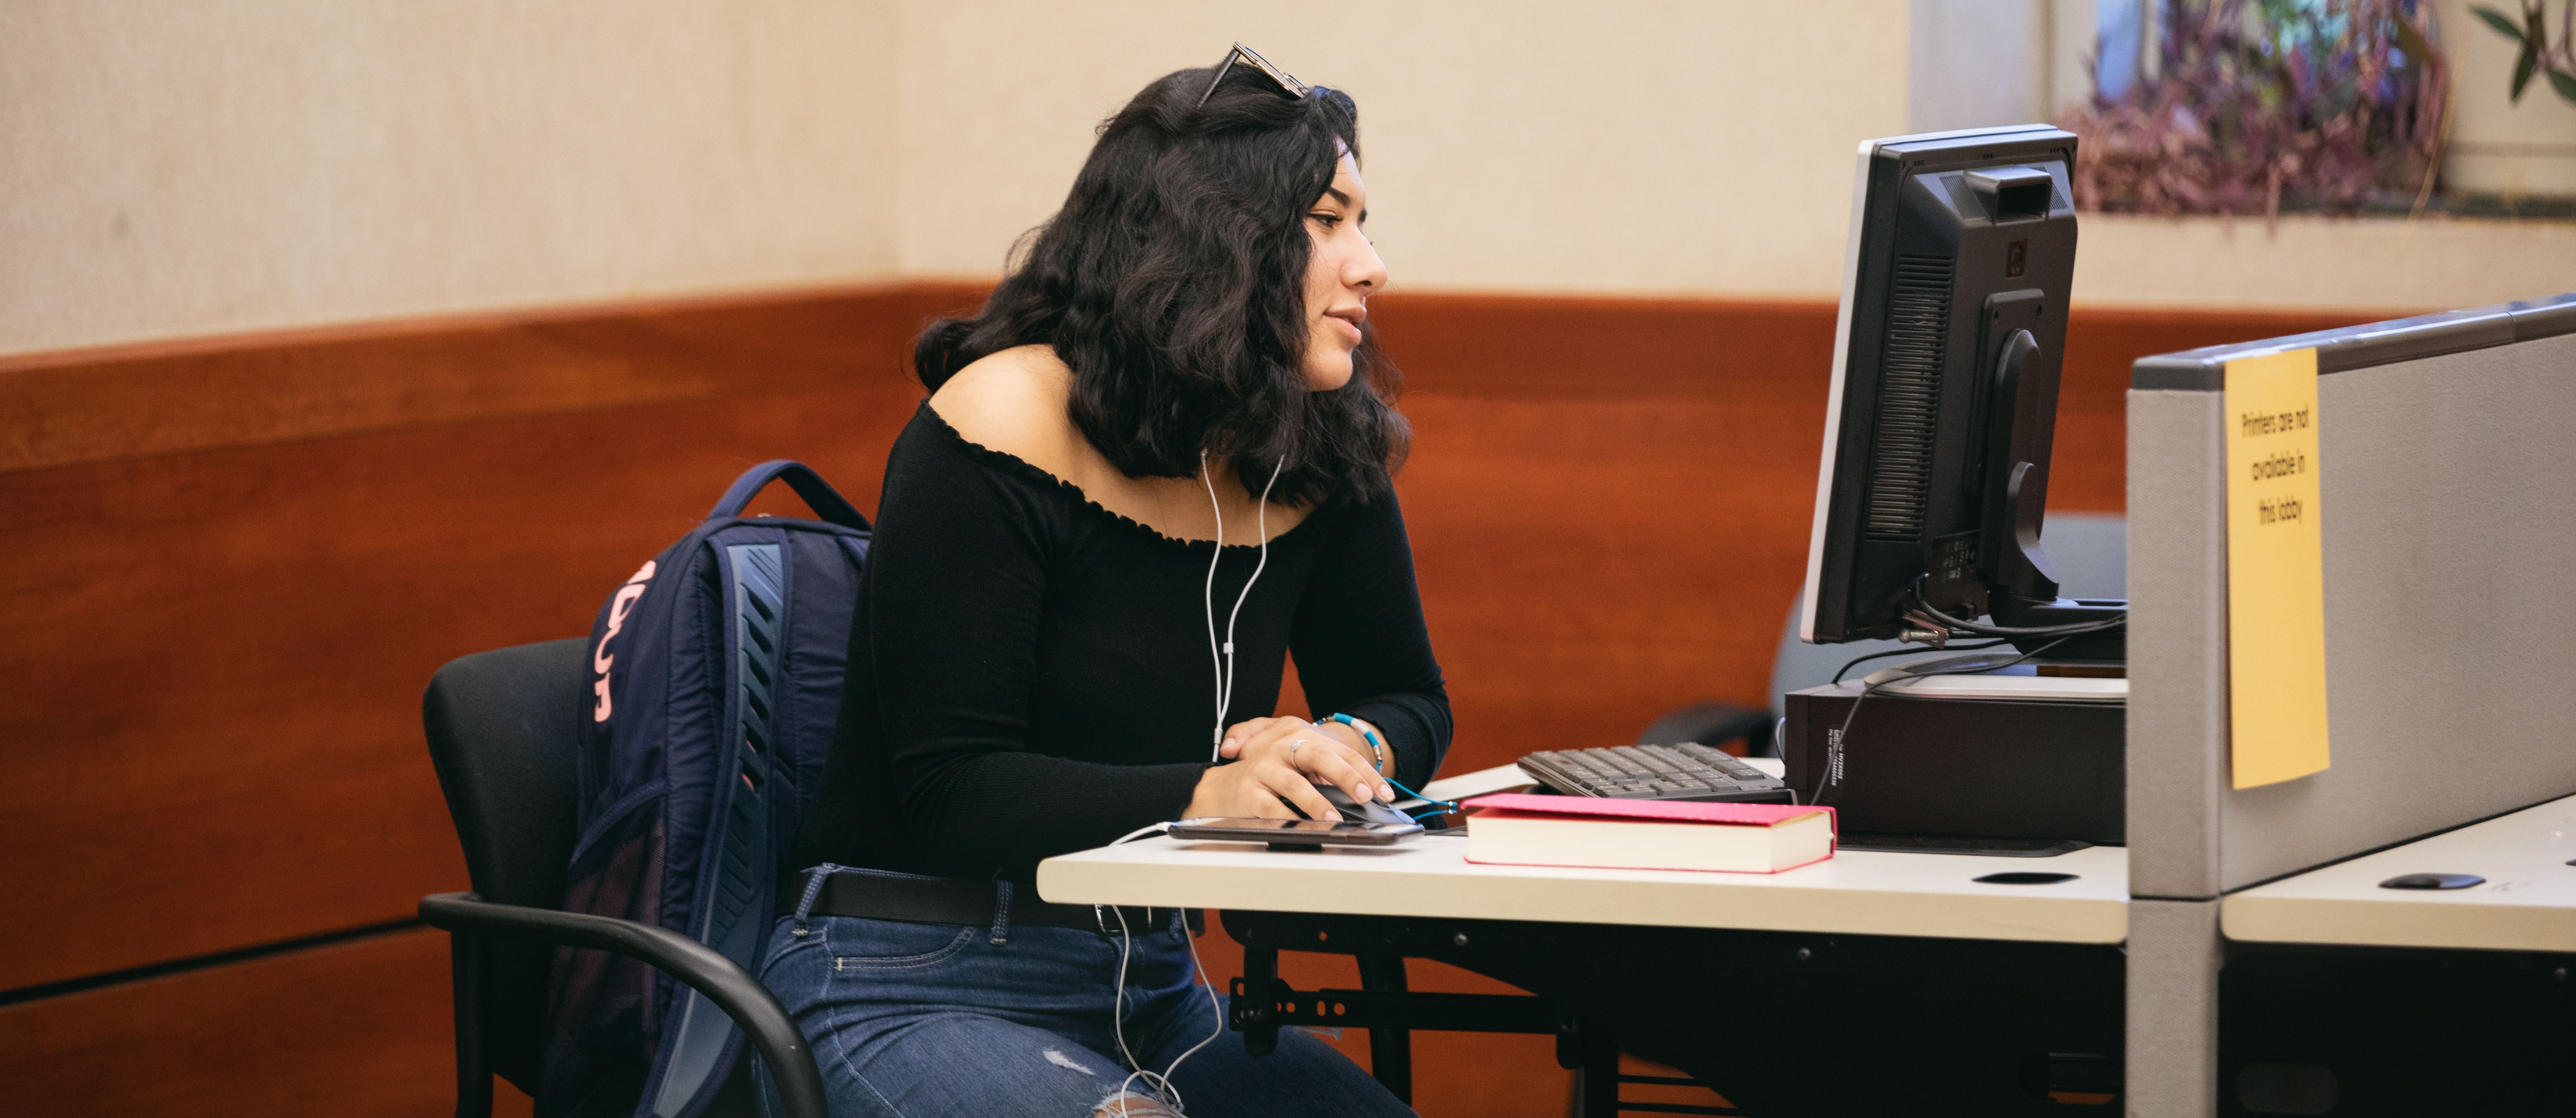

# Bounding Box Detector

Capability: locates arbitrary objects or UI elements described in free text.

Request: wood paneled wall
[0,928,530,1118]
[0,284,2382,1114]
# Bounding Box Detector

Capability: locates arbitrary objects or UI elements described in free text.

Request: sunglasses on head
[1199,42,1309,108]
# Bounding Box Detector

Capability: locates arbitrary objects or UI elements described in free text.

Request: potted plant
[2056,0,2450,223]
[2451,1,2576,201]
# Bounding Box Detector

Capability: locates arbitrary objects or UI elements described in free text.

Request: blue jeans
[758,868,1415,1117]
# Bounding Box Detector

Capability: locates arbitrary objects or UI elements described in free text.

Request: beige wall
[890,0,1911,298]
[2435,0,2576,197]
[2076,213,2576,312]
[895,0,2570,310]
[5,0,2570,356]
[1,0,900,356]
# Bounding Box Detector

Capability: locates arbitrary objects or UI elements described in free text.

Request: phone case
[1168,818,1422,845]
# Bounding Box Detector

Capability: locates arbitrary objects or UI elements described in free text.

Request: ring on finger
[1288,739,1305,758]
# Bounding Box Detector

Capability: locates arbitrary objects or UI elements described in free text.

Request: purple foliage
[2055,0,2448,221]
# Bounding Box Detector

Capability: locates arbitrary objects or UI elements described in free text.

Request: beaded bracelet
[1326,713,1386,773]
[1327,714,1459,814]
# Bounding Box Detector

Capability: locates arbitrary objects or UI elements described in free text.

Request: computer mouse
[2378,872,2484,890]
[1315,781,1417,827]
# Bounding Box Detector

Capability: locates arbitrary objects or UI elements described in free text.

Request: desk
[1039,763,2127,944]
[1038,765,2132,1115]
[2205,793,2576,1115]
[2222,792,2576,954]
[1042,832,2127,944]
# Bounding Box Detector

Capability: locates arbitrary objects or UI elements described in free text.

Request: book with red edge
[1460,793,1838,874]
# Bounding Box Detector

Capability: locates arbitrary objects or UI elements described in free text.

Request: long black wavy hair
[912,63,1407,508]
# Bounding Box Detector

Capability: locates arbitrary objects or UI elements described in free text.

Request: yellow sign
[2224,348,2330,789]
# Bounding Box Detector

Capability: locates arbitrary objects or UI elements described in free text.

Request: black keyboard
[1518,742,1794,803]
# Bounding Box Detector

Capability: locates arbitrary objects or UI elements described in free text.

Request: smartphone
[1167,817,1424,845]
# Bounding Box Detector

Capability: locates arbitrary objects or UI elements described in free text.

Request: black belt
[777,870,1200,934]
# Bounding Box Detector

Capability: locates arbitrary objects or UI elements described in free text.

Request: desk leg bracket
[1224,977,1573,1045]
[1227,944,1735,1115]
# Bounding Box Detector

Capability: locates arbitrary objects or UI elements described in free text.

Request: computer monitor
[1797,125,2125,659]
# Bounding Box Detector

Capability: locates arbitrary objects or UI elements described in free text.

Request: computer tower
[1783,683,2124,844]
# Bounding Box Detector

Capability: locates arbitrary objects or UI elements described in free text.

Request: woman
[764,47,1447,1118]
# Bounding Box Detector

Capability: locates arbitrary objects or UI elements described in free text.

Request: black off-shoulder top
[791,403,1452,885]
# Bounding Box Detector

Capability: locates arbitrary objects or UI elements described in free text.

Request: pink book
[1460,793,1837,874]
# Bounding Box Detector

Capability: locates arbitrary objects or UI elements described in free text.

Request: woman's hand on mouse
[1182,727,1346,821]
[1186,716,1388,821]
[1307,717,1389,788]
[1223,715,1390,803]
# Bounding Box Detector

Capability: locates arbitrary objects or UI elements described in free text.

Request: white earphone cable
[1222,459,1285,732]
[1201,451,1227,755]
[1117,450,1283,1111]
[1106,907,1163,1106]
[1201,453,1285,760]
[1104,903,1227,1114]
[1156,918,1229,1100]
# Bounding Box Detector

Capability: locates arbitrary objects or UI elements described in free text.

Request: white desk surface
[2223,793,2576,953]
[1038,767,2128,945]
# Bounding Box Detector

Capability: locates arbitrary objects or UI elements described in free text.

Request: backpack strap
[710,460,871,530]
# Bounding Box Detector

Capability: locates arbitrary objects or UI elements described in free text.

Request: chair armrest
[418,892,826,1118]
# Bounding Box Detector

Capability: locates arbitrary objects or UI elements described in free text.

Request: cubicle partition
[2123,293,2576,1116]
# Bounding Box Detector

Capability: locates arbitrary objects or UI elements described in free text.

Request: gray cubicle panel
[2126,293,2576,902]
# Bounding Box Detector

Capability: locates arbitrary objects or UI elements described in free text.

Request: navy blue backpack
[542,461,870,1118]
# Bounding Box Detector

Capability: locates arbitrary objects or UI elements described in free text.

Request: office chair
[419,638,826,1118]
[1649,512,2129,757]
